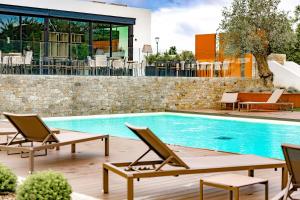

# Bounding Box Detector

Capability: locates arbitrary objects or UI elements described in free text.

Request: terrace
[0,0,300,200]
[0,111,300,199]
[0,118,290,200]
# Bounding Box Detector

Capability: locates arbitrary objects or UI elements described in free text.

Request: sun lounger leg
[105,137,109,156]
[71,144,76,153]
[103,168,109,194]
[248,169,254,177]
[229,190,233,200]
[282,166,288,189]
[29,150,34,174]
[264,181,268,200]
[234,187,239,200]
[127,177,134,200]
[200,180,204,200]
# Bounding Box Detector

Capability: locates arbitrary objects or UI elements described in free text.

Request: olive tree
[219,0,294,85]
[287,5,300,64]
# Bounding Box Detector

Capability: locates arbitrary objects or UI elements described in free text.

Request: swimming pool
[45,112,300,159]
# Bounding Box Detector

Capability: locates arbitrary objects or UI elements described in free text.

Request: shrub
[287,87,299,93]
[17,171,72,200]
[0,164,17,193]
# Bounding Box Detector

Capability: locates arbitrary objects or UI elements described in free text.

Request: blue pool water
[45,113,300,159]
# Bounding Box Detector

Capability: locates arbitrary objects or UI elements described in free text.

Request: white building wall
[268,61,300,91]
[0,0,151,61]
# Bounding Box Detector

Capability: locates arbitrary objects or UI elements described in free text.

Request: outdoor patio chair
[23,51,33,74]
[272,144,300,200]
[87,56,96,75]
[214,62,222,77]
[238,89,294,111]
[222,60,231,77]
[219,92,239,110]
[103,123,287,200]
[95,55,109,75]
[0,112,109,173]
[112,59,125,76]
[0,50,2,73]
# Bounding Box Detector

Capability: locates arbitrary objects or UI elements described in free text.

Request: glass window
[21,16,44,59]
[111,25,128,59]
[0,14,20,53]
[70,21,89,60]
[48,18,69,58]
[92,23,110,57]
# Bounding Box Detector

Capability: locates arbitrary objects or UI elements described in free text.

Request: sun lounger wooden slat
[0,127,60,136]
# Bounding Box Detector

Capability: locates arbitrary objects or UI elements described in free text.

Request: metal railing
[0,40,256,77]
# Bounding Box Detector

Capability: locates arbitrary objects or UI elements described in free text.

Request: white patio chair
[214,62,222,77]
[0,50,2,73]
[95,55,108,75]
[199,62,209,77]
[87,56,96,75]
[222,60,231,77]
[112,59,125,76]
[23,51,33,74]
[140,60,146,76]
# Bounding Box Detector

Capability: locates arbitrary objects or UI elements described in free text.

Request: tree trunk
[254,54,273,86]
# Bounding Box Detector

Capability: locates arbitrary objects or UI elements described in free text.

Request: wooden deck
[0,117,297,199]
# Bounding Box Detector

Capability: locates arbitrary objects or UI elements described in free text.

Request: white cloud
[151,0,298,53]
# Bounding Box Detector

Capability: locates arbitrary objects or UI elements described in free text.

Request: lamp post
[155,37,160,55]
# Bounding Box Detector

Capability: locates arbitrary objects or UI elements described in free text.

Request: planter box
[238,92,300,109]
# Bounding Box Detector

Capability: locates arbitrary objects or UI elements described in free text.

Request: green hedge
[17,171,72,200]
[0,164,17,193]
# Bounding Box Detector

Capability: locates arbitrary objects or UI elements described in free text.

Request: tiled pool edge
[168,110,300,123]
[43,111,300,126]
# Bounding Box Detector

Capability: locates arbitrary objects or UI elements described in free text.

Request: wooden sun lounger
[0,112,109,173]
[218,92,239,110]
[103,123,287,200]
[238,89,294,111]
[272,144,300,200]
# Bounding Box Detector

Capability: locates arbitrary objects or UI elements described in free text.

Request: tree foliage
[168,46,177,55]
[219,0,294,84]
[284,5,300,64]
[145,47,194,65]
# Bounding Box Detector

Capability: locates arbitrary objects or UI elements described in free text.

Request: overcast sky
[107,0,299,52]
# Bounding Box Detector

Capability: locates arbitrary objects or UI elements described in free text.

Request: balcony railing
[0,40,256,78]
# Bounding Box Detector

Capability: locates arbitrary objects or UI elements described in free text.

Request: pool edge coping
[167,109,300,123]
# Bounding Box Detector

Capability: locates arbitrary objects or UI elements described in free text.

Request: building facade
[0,0,151,61]
[195,33,256,78]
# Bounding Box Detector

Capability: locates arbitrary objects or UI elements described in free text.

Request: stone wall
[0,75,269,117]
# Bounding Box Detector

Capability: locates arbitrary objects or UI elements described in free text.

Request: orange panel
[195,34,216,62]
[244,54,253,78]
[195,33,254,78]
